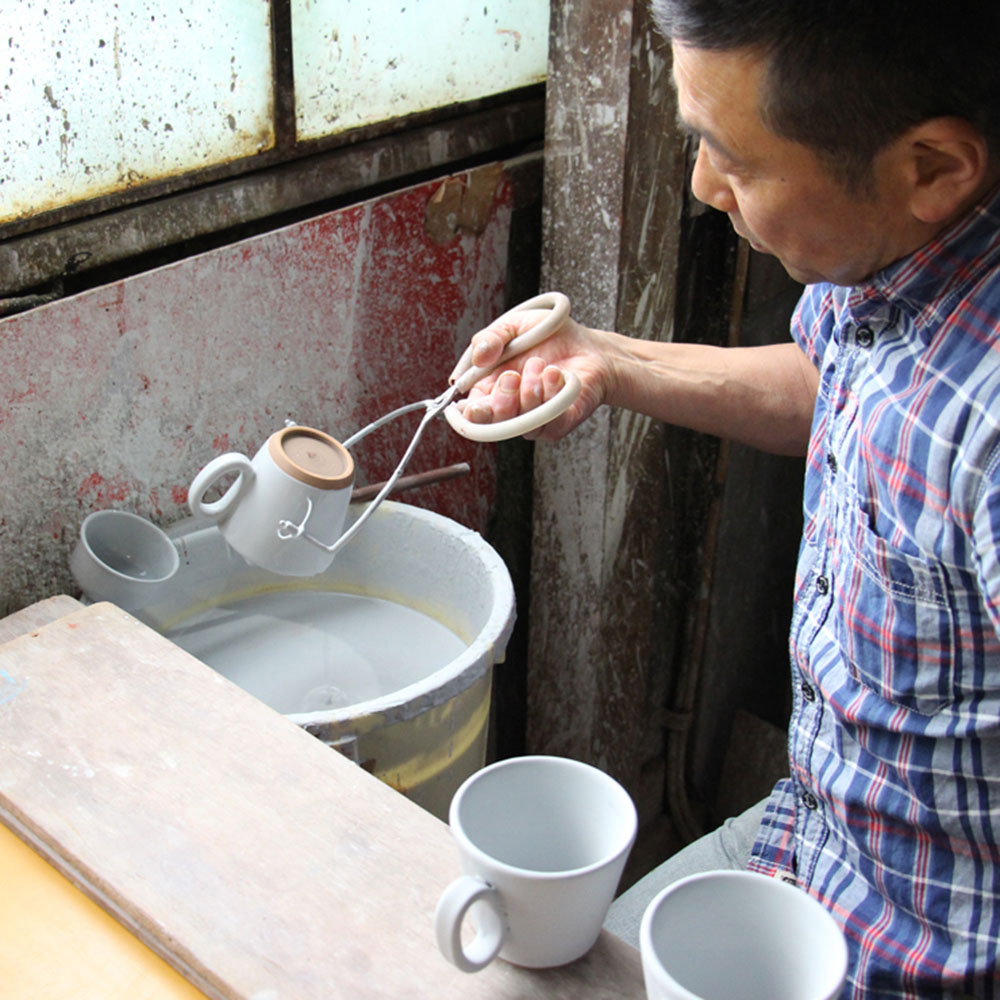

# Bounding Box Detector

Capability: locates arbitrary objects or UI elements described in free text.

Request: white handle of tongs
[444,291,582,442]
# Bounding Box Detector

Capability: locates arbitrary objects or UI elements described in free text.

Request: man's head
[651,0,1000,192]
[653,0,1000,284]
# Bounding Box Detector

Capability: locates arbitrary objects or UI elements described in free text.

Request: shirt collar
[846,182,1000,320]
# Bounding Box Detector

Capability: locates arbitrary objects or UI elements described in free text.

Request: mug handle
[434,875,505,973]
[188,453,254,520]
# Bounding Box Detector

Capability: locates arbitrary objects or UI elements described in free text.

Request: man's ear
[901,117,992,224]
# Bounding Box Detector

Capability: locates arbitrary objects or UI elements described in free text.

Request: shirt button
[802,791,819,810]
[815,575,830,595]
[826,452,837,474]
[801,681,816,702]
[856,326,874,347]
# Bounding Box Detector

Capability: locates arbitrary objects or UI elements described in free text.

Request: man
[459,2,1000,996]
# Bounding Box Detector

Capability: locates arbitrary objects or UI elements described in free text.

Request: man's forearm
[603,337,818,456]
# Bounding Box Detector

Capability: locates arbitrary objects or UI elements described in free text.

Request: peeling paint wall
[0,165,514,616]
[529,0,635,769]
[530,0,685,793]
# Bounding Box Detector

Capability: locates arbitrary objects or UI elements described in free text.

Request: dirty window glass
[3,0,274,227]
[3,0,548,231]
[292,0,548,140]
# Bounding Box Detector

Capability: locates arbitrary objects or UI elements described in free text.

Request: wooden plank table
[0,599,645,998]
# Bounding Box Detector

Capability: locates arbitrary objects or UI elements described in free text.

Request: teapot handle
[188,453,254,521]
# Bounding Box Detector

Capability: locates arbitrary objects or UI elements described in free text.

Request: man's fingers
[489,370,523,422]
[460,308,554,377]
[470,328,507,369]
[456,354,565,429]
[461,385,492,424]
[541,364,566,400]
[518,356,546,412]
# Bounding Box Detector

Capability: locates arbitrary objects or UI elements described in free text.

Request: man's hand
[455,309,612,441]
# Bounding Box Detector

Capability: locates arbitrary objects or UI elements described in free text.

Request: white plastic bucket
[97,501,515,819]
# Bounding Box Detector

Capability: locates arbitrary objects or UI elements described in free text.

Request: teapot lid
[269,426,355,490]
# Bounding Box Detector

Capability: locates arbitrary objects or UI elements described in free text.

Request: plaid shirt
[748,185,1000,999]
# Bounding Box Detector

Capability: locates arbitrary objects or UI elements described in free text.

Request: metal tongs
[321,292,581,559]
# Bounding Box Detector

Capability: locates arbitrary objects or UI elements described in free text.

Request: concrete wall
[0,164,515,616]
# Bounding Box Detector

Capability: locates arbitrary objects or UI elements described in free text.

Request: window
[1,0,548,303]
[4,2,274,227]
[292,1,547,140]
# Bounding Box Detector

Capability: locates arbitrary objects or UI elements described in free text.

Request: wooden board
[0,594,82,643]
[0,601,644,999]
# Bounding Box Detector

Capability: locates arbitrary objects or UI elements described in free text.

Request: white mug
[640,871,848,1000]
[70,509,181,611]
[188,425,355,577]
[435,755,637,972]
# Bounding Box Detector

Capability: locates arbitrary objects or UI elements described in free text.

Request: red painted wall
[0,166,514,613]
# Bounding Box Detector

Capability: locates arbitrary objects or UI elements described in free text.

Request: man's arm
[608,337,819,456]
[462,312,819,456]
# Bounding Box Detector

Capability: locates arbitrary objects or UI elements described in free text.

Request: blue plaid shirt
[748,185,1000,998]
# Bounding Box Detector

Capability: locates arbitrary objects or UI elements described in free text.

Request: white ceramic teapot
[187,424,355,577]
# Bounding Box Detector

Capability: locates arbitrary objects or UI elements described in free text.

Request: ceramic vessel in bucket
[187,425,356,577]
[114,501,515,819]
[69,510,180,612]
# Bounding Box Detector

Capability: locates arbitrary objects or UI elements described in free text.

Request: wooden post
[529,0,745,860]
[530,0,686,787]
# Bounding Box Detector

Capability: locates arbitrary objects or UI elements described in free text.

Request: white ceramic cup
[435,754,637,972]
[69,509,180,611]
[187,425,355,577]
[640,871,848,1000]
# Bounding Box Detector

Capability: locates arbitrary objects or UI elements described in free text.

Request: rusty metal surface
[0,164,514,616]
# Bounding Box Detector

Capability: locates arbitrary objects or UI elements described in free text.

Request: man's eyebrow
[676,115,741,164]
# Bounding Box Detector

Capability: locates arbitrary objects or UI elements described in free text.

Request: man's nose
[690,142,737,214]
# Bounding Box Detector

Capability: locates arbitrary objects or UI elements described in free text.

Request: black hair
[650,0,1000,191]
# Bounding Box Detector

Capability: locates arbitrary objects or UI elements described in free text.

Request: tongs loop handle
[445,292,581,441]
[444,372,581,442]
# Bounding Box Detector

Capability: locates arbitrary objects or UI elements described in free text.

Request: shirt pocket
[836,504,963,717]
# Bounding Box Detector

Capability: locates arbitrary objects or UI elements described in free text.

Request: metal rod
[349,462,471,503]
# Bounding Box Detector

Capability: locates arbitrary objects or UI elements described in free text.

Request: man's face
[671,42,923,286]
